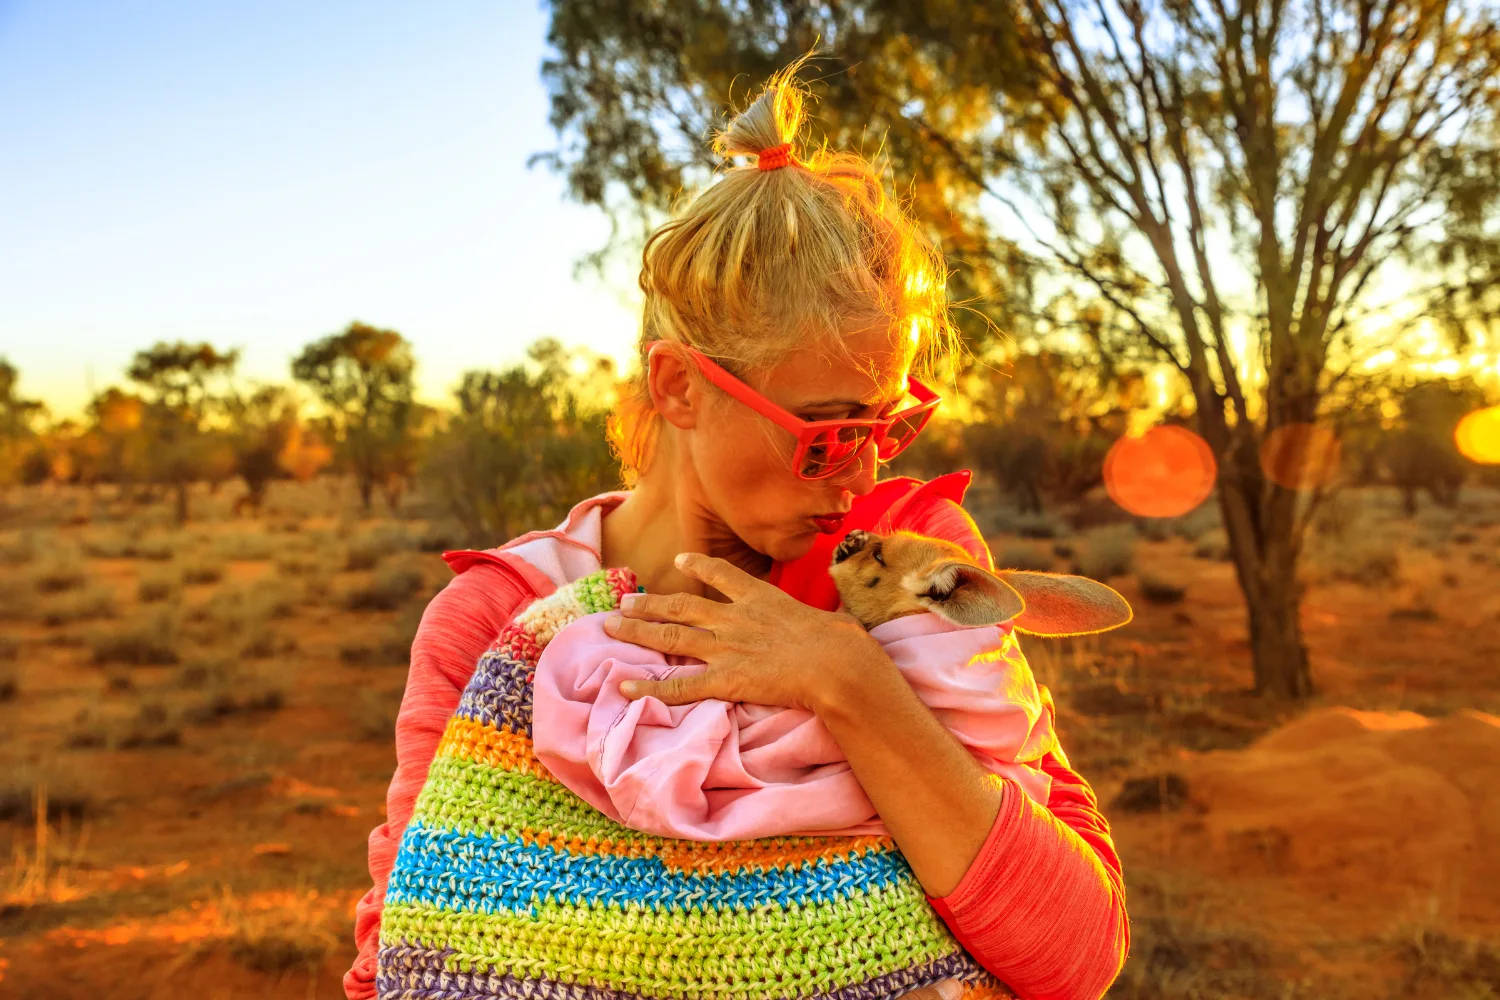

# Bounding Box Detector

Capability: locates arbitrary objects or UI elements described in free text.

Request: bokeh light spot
[1456,406,1500,464]
[1103,424,1217,517]
[1259,423,1342,489]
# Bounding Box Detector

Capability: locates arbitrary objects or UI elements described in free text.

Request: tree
[421,338,621,545]
[126,342,240,522]
[0,358,47,489]
[223,384,333,516]
[538,0,1500,698]
[291,322,417,513]
[1384,376,1489,513]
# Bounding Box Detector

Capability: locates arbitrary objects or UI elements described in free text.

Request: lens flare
[1103,424,1217,517]
[1259,423,1342,489]
[1456,406,1500,464]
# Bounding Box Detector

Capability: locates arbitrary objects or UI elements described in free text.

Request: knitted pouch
[377,566,1017,1000]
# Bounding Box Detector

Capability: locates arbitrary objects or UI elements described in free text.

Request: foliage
[536,0,1500,698]
[126,341,240,522]
[224,384,332,515]
[291,322,418,512]
[0,358,48,487]
[420,338,622,546]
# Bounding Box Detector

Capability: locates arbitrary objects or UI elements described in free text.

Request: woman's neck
[600,470,774,599]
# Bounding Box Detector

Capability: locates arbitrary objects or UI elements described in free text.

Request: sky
[0,1,642,419]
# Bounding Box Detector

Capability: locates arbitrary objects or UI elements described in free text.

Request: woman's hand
[605,551,885,714]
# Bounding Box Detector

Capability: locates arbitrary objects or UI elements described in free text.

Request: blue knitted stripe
[384,822,915,914]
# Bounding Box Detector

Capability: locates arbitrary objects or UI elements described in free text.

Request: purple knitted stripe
[453,648,533,737]
[374,943,1000,1000]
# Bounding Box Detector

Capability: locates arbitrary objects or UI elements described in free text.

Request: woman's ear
[916,560,1026,627]
[999,571,1134,637]
[647,347,701,430]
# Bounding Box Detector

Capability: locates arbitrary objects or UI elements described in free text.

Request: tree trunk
[175,481,190,524]
[1244,566,1314,698]
[358,474,374,512]
[1217,473,1315,698]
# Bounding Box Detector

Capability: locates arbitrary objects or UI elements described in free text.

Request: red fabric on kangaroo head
[768,469,973,611]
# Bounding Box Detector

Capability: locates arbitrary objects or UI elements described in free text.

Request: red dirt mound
[1176,707,1500,932]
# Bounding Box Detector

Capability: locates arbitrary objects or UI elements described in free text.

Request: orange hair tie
[757,143,795,171]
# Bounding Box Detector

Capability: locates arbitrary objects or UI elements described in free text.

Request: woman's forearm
[810,649,1003,898]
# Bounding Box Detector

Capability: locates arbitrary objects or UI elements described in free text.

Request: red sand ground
[2,484,1498,998]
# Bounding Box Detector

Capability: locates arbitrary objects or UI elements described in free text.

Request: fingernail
[620,593,640,610]
[674,552,688,568]
[937,981,962,1000]
[620,680,640,696]
[604,615,622,630]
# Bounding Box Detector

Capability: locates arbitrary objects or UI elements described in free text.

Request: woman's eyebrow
[801,381,908,411]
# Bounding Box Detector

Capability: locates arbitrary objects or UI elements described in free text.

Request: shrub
[1134,518,1174,542]
[176,656,232,689]
[1136,572,1188,605]
[89,612,180,666]
[127,536,177,561]
[1192,531,1232,560]
[215,532,274,561]
[1013,513,1061,540]
[180,557,224,585]
[344,536,386,571]
[40,585,117,626]
[0,530,41,565]
[996,542,1053,572]
[349,687,402,742]
[32,551,88,593]
[345,566,424,612]
[1075,525,1136,580]
[138,571,180,603]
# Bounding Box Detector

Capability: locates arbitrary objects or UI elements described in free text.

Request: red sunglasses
[645,339,941,480]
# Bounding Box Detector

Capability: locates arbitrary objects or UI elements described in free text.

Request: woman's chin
[768,525,822,564]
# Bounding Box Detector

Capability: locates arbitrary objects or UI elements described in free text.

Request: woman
[346,63,1128,1000]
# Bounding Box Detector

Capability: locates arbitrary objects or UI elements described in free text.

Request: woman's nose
[829,440,881,495]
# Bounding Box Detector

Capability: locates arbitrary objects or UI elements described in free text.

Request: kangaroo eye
[872,544,885,566]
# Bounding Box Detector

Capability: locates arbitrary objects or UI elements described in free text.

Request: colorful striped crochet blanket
[378,567,1016,1000]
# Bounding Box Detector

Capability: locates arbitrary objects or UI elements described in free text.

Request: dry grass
[996,541,1054,571]
[88,610,181,665]
[138,568,182,602]
[344,565,424,611]
[39,584,117,626]
[1076,525,1138,581]
[31,548,89,593]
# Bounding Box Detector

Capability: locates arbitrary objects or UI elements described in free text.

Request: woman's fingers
[672,551,763,602]
[901,980,964,1000]
[604,613,715,660]
[618,588,722,626]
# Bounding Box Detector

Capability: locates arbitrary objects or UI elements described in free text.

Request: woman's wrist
[807,628,893,723]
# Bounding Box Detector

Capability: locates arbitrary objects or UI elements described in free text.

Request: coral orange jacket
[345,472,1129,1000]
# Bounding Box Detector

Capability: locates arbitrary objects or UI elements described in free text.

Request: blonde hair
[606,58,961,487]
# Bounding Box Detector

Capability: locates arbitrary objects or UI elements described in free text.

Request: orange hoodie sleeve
[897,497,1131,1000]
[343,561,536,1000]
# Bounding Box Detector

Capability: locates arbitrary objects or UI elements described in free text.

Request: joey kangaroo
[829,528,1134,636]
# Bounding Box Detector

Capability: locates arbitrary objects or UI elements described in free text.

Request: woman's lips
[811,513,848,534]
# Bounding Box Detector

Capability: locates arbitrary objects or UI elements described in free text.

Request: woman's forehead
[766,335,913,408]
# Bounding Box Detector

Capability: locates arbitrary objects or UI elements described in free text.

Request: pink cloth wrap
[532,609,1057,841]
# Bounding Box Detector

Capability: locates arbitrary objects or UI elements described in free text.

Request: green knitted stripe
[410,754,897,864]
[573,570,619,613]
[380,891,956,999]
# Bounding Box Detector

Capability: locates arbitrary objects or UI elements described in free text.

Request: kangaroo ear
[916,560,1026,627]
[998,571,1134,637]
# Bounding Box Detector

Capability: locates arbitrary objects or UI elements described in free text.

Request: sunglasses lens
[800,425,874,478]
[876,407,934,460]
